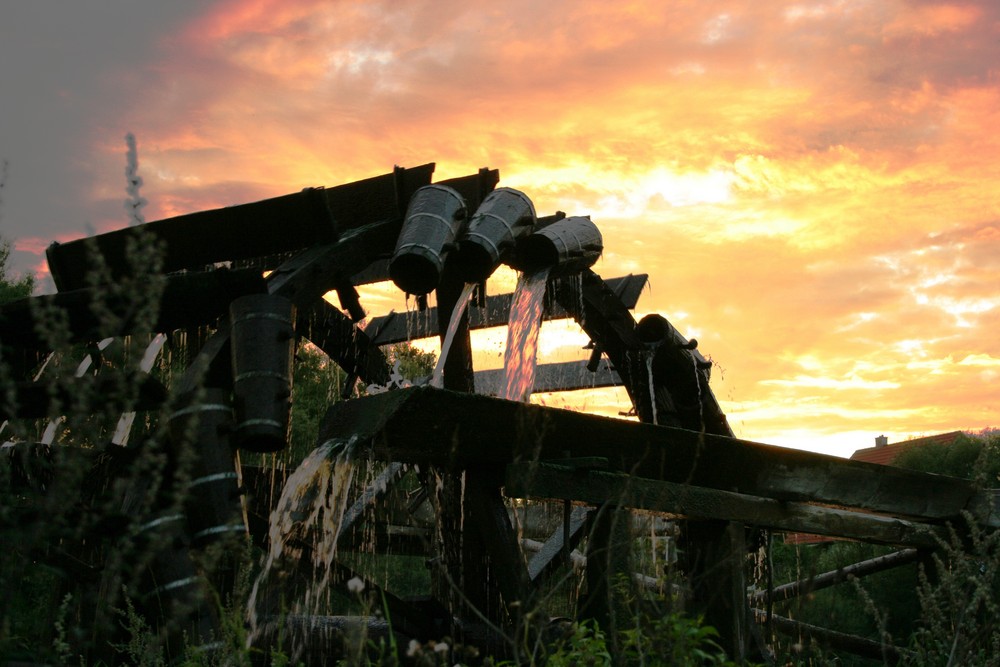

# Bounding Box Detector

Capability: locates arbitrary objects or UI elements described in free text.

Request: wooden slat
[474,359,622,395]
[317,386,984,525]
[365,274,648,345]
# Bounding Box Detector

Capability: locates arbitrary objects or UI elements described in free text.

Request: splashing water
[247,437,359,650]
[502,268,550,402]
[430,282,477,388]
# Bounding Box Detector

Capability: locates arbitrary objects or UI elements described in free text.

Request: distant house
[848,431,964,466]
[783,431,965,545]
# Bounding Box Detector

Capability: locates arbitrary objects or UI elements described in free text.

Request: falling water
[430,282,477,388]
[691,353,705,430]
[247,436,359,650]
[502,268,550,402]
[646,354,659,425]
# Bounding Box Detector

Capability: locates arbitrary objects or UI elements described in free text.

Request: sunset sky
[1,1,998,457]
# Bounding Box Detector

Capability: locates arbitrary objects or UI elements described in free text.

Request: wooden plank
[504,463,945,548]
[682,520,750,663]
[465,472,530,617]
[45,165,436,291]
[317,387,983,525]
[365,274,648,345]
[474,359,622,395]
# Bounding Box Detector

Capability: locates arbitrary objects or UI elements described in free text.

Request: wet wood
[683,521,749,663]
[465,470,530,619]
[297,300,391,387]
[364,274,648,345]
[547,270,654,423]
[475,358,622,394]
[579,503,633,655]
[318,387,985,526]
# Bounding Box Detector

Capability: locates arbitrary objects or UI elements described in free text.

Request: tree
[894,428,1000,486]
[0,237,34,305]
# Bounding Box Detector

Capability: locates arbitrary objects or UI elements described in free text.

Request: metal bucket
[516,215,603,275]
[389,184,467,294]
[135,511,222,659]
[169,389,246,548]
[454,187,536,282]
[229,293,295,452]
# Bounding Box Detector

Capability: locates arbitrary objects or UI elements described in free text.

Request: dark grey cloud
[0,1,205,275]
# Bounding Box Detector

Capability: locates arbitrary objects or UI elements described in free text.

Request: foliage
[386,343,436,383]
[0,161,35,303]
[894,428,1000,487]
[905,512,1000,666]
[289,342,346,460]
[545,620,611,666]
[0,236,33,305]
[769,429,1000,665]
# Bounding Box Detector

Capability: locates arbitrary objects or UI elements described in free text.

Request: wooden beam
[297,301,391,387]
[317,387,983,525]
[526,505,591,582]
[504,463,946,548]
[474,359,622,395]
[45,164,436,291]
[365,274,647,346]
[752,548,921,605]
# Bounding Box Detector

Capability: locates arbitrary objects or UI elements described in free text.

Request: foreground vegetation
[0,144,998,663]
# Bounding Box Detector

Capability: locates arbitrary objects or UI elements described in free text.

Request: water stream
[247,436,359,648]
[502,268,550,402]
[429,282,477,388]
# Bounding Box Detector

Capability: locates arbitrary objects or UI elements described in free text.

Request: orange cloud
[38,0,996,457]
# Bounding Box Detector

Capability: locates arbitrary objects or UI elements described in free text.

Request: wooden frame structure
[1,163,996,664]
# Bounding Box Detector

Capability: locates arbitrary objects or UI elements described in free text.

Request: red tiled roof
[849,431,964,465]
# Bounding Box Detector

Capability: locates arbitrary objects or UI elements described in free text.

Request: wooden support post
[682,520,749,663]
[580,503,633,656]
[466,468,530,622]
[432,259,483,629]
